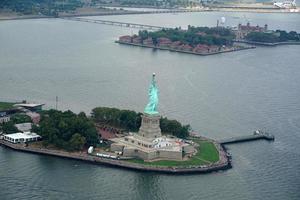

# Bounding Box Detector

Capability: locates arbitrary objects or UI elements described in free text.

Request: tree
[11,114,32,124]
[1,121,18,134]
[69,133,86,151]
[35,109,98,151]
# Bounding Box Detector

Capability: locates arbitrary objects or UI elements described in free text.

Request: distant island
[117,26,254,56]
[235,22,300,45]
[117,23,300,56]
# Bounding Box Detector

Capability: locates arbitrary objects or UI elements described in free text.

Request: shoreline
[116,41,255,56]
[0,10,147,21]
[1,6,299,21]
[234,40,300,46]
[0,139,231,174]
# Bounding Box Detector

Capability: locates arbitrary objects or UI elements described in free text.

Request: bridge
[218,130,275,145]
[61,17,170,30]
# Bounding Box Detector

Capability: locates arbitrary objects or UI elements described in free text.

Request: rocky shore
[0,139,231,174]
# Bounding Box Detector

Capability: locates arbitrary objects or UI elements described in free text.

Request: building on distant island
[157,37,172,47]
[132,35,142,44]
[142,37,154,46]
[170,41,182,49]
[119,35,132,43]
[109,73,195,161]
[235,22,268,39]
[193,44,210,53]
[180,44,193,51]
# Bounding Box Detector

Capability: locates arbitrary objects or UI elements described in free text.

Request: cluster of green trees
[246,30,300,43]
[0,0,83,16]
[91,107,190,138]
[11,114,32,124]
[1,122,18,134]
[33,110,98,151]
[138,26,235,46]
[92,107,142,131]
[160,117,190,138]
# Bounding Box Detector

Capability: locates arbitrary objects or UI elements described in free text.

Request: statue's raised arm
[144,73,159,115]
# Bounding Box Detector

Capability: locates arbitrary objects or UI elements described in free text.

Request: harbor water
[0,12,300,200]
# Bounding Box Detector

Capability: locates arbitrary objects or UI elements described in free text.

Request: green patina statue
[144,73,159,115]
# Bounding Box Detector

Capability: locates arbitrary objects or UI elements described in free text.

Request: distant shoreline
[116,41,256,56]
[1,6,299,21]
[0,10,146,21]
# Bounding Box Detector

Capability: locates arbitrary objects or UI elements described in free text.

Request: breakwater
[116,41,255,56]
[0,139,230,174]
[219,131,275,145]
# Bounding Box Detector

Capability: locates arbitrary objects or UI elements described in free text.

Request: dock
[219,130,275,145]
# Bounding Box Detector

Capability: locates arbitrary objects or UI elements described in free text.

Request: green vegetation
[246,30,300,43]
[0,102,15,111]
[33,109,98,151]
[160,117,190,139]
[1,121,19,134]
[138,26,235,46]
[10,114,32,124]
[92,107,142,131]
[91,107,190,138]
[127,140,219,167]
[0,0,84,16]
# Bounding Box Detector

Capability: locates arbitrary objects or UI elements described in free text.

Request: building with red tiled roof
[236,23,268,39]
[157,37,172,47]
[180,44,193,51]
[119,35,132,43]
[170,41,182,49]
[132,36,142,44]
[193,44,209,53]
[143,37,154,46]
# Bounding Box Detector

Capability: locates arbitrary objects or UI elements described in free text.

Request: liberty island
[0,73,275,173]
[0,73,230,173]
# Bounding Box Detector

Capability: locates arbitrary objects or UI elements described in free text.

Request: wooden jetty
[219,130,275,145]
[61,17,170,30]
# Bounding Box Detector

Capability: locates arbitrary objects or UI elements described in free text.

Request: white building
[0,116,10,124]
[3,132,41,144]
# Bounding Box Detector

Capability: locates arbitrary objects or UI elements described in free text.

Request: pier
[61,17,169,30]
[219,130,275,145]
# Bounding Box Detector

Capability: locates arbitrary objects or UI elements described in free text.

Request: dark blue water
[0,12,300,200]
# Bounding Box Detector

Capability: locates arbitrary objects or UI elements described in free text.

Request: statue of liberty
[144,73,159,115]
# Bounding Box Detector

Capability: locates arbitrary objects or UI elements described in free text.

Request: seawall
[0,139,231,174]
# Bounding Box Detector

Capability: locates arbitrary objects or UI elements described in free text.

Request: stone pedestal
[138,113,161,139]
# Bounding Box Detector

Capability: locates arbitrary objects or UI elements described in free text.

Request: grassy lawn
[126,140,219,167]
[0,102,15,111]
